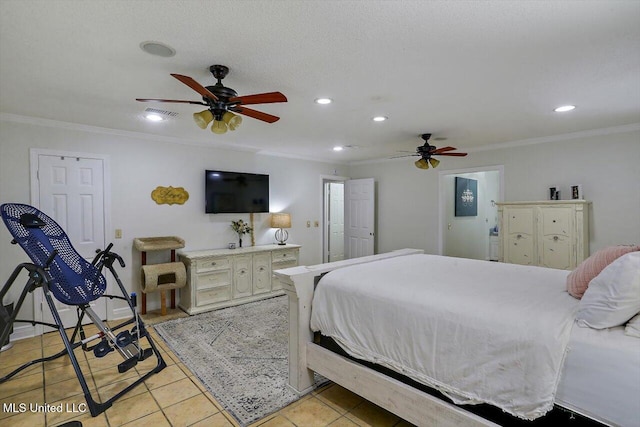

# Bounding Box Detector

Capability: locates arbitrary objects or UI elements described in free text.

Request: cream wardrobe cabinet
[178,244,300,315]
[497,201,590,270]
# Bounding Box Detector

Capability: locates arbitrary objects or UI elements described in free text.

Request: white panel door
[345,178,375,259]
[328,182,345,262]
[37,154,107,328]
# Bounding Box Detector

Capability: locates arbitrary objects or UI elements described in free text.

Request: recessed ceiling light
[372,116,387,122]
[145,113,165,122]
[333,146,344,151]
[554,105,576,112]
[315,98,332,105]
[140,41,176,57]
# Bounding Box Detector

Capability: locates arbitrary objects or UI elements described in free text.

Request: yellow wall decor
[151,186,189,205]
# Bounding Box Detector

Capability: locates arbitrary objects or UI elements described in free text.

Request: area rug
[154,295,326,426]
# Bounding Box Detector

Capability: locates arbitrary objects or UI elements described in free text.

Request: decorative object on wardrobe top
[136,64,287,134]
[271,212,291,245]
[392,133,468,169]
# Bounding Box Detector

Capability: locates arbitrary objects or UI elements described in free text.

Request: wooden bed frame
[274,249,499,427]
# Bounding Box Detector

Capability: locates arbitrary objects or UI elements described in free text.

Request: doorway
[321,175,376,263]
[322,176,347,263]
[30,149,111,333]
[438,166,504,260]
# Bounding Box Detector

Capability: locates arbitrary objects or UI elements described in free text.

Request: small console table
[178,244,300,315]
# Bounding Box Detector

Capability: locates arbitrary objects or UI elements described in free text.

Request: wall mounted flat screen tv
[205,170,269,214]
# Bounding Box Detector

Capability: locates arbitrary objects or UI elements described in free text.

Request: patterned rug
[154,295,325,426]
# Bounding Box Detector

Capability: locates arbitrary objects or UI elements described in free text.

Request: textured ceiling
[1,0,639,163]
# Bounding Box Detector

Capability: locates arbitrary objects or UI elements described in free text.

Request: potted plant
[231,219,252,248]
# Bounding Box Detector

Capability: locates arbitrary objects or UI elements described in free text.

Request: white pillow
[576,252,640,329]
[625,314,640,338]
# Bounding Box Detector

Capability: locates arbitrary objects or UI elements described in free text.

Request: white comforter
[310,254,579,420]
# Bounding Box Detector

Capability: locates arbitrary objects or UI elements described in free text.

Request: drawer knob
[553,236,559,241]
[211,262,216,266]
[517,234,522,239]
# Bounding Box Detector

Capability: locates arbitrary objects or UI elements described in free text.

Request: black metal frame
[0,245,166,417]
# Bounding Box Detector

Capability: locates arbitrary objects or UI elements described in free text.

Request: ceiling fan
[136,65,287,134]
[395,134,468,169]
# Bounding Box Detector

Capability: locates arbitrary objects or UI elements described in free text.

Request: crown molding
[0,112,258,154]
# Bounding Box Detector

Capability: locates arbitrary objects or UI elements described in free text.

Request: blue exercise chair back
[1,203,106,305]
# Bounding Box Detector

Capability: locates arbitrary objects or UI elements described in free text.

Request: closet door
[503,206,535,265]
[538,206,573,269]
[233,255,253,298]
[252,253,272,295]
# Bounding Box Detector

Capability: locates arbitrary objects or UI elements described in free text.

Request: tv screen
[205,170,269,214]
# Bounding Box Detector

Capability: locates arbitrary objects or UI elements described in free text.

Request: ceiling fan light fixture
[415,158,429,169]
[222,111,242,131]
[193,110,214,129]
[211,120,228,134]
[429,158,440,168]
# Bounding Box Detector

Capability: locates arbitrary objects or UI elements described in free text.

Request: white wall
[0,117,346,334]
[350,128,640,255]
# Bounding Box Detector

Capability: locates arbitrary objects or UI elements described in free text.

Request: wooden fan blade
[136,98,208,106]
[231,106,280,123]
[228,92,287,105]
[433,152,468,157]
[171,74,219,101]
[430,146,457,153]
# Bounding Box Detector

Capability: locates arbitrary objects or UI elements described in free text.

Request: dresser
[178,244,300,315]
[497,201,590,270]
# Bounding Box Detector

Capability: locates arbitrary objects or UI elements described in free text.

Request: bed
[274,249,640,427]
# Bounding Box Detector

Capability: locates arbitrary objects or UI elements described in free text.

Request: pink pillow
[567,245,640,299]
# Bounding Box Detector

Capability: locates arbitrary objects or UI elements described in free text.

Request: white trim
[1,113,346,165]
[29,148,113,336]
[319,175,349,263]
[9,324,36,342]
[437,165,504,256]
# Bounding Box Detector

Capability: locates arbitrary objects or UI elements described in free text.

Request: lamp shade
[211,120,228,134]
[428,158,440,168]
[270,212,291,228]
[223,111,242,131]
[193,110,213,129]
[415,158,429,169]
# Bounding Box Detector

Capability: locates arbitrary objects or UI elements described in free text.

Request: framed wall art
[571,184,583,200]
[455,177,478,217]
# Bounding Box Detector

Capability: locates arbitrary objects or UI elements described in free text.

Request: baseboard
[111,306,133,320]
[9,323,36,342]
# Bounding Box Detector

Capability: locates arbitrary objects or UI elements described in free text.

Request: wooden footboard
[272,249,496,426]
[274,249,423,394]
[307,344,498,427]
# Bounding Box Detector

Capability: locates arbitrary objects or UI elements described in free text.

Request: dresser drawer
[195,256,231,273]
[272,249,298,265]
[196,285,231,306]
[195,270,231,289]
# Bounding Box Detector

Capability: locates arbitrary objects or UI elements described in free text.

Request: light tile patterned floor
[0,325,414,427]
